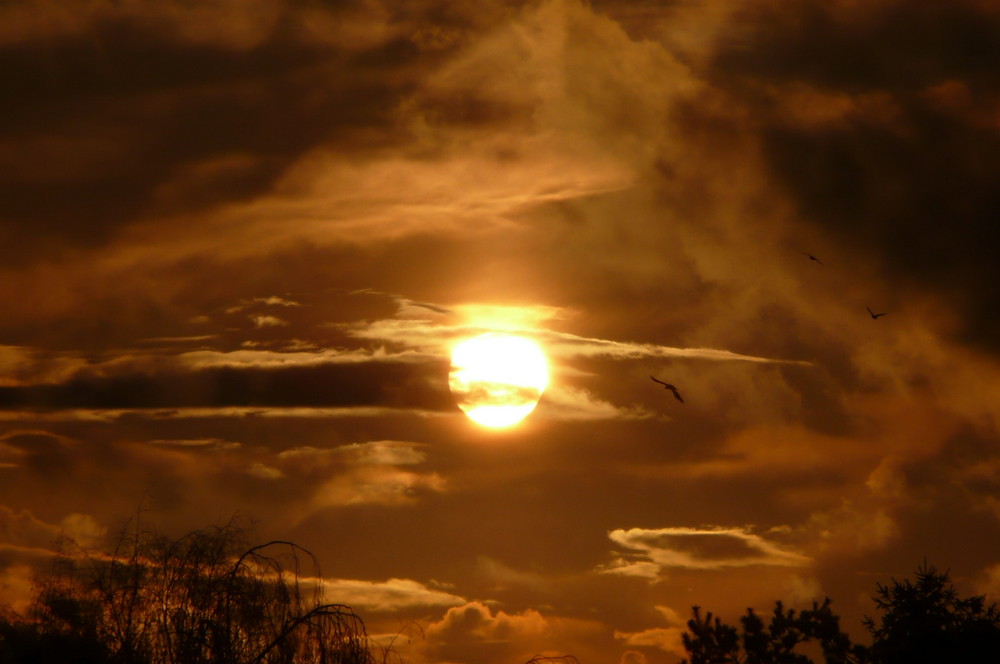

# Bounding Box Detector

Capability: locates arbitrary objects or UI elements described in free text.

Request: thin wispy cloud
[600,526,811,578]
[251,315,288,329]
[177,347,435,369]
[540,330,813,365]
[346,316,812,366]
[148,438,242,451]
[0,406,451,423]
[136,335,218,345]
[0,505,105,552]
[536,385,656,421]
[0,345,89,387]
[275,440,446,512]
[315,577,466,612]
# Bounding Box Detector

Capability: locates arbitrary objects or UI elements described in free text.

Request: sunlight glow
[449,333,549,428]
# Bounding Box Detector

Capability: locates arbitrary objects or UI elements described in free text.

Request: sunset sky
[3,1,1000,662]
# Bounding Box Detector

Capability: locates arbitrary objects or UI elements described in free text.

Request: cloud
[248,462,284,480]
[0,505,63,550]
[619,651,649,664]
[313,466,446,508]
[149,438,242,451]
[706,0,1000,353]
[540,331,813,366]
[0,306,812,424]
[226,296,301,314]
[0,357,453,414]
[58,513,106,548]
[0,437,23,467]
[0,406,447,423]
[0,505,105,551]
[277,440,428,469]
[803,500,900,556]
[319,577,466,613]
[614,604,687,657]
[0,345,89,387]
[536,385,655,422]
[415,601,604,664]
[348,290,454,320]
[632,424,875,479]
[176,347,433,369]
[2,3,1000,663]
[0,564,35,613]
[476,556,551,592]
[976,563,1000,603]
[348,304,802,423]
[427,601,546,640]
[600,526,811,577]
[346,315,810,366]
[614,627,686,657]
[138,335,219,345]
[274,441,445,511]
[782,574,824,605]
[0,0,465,262]
[0,430,79,476]
[332,440,429,466]
[251,315,288,328]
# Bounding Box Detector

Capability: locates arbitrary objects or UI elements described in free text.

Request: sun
[449,333,549,428]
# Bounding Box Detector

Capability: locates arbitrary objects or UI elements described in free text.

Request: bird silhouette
[802,251,823,265]
[650,376,684,403]
[866,306,887,320]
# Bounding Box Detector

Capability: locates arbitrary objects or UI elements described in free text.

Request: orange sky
[3,1,1000,663]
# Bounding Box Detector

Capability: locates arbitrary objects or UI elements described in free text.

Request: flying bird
[866,306,887,320]
[650,376,684,403]
[802,251,823,265]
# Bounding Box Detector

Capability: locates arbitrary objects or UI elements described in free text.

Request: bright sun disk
[449,333,549,428]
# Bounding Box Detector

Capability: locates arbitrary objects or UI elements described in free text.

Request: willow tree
[3,520,377,664]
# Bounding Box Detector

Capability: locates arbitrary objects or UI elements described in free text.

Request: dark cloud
[0,430,77,476]
[712,1,1000,92]
[0,231,493,355]
[0,359,453,412]
[705,0,1000,351]
[762,108,1000,345]
[0,1,480,262]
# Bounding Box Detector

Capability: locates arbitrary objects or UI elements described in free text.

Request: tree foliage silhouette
[863,562,1000,664]
[680,563,1000,664]
[0,520,378,664]
[681,599,864,664]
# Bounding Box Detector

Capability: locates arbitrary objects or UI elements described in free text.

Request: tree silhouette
[6,537,1000,664]
[681,599,865,664]
[681,606,740,663]
[679,563,1000,664]
[863,562,1000,664]
[0,520,378,664]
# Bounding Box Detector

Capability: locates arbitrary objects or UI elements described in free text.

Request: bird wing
[866,306,875,317]
[672,390,684,403]
[650,375,667,386]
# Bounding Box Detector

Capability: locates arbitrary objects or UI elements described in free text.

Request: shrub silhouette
[0,520,377,664]
[679,563,1000,664]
